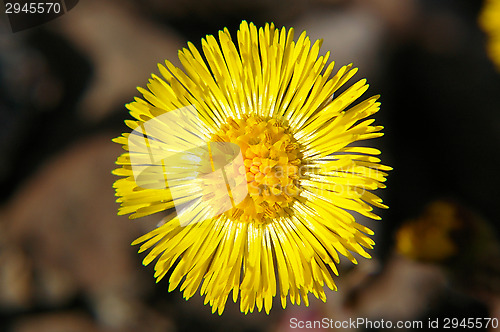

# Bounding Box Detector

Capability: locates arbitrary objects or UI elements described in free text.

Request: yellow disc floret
[212,115,303,224]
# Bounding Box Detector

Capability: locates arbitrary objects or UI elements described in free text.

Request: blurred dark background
[1,0,499,331]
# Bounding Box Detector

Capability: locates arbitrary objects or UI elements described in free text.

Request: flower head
[113,21,390,314]
[396,201,462,262]
[480,0,500,71]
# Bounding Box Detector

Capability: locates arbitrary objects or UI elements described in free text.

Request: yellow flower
[480,0,500,71]
[396,201,461,262]
[112,21,390,314]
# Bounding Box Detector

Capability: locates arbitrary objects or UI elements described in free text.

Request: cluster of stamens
[212,115,303,224]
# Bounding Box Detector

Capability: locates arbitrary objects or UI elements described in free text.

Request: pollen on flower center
[212,115,303,224]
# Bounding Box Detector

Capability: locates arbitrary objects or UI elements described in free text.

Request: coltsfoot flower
[480,0,500,71]
[396,201,461,262]
[113,21,390,314]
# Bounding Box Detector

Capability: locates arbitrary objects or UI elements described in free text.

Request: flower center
[212,115,303,224]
